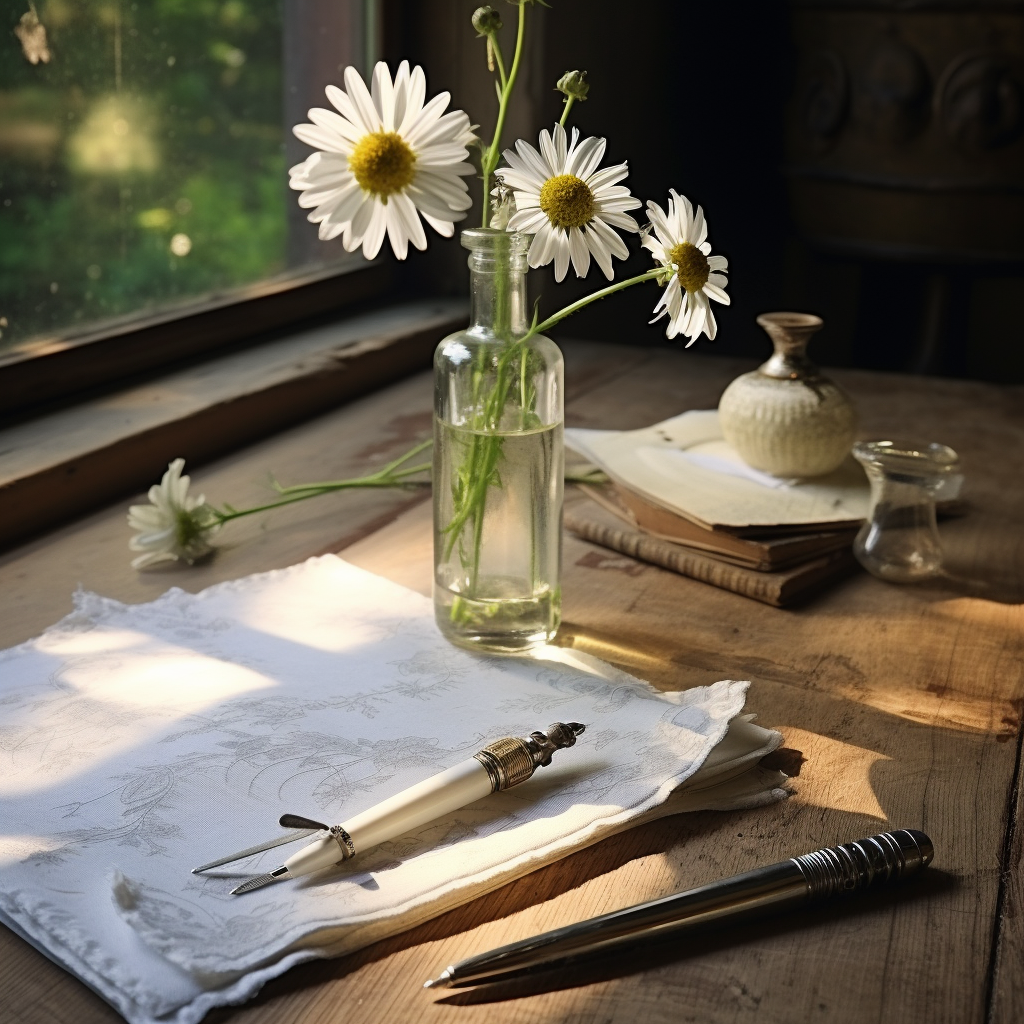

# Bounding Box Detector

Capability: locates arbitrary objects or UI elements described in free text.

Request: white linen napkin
[0,556,785,1024]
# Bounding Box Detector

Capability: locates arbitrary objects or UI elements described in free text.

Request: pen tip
[424,969,451,990]
[230,868,287,895]
[422,979,435,989]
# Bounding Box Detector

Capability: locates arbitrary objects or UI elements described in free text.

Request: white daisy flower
[128,459,219,569]
[495,123,641,282]
[289,60,476,260]
[643,190,730,345]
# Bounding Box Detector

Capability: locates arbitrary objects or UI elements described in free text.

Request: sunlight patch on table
[0,834,64,868]
[780,728,890,821]
[0,652,277,796]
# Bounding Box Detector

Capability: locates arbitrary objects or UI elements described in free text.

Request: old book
[564,496,859,607]
[605,485,857,571]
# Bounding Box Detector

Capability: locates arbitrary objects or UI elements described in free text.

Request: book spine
[565,511,787,608]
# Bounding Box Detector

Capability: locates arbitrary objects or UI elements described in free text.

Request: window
[1,0,379,363]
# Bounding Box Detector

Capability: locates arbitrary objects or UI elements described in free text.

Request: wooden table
[2,340,1023,1024]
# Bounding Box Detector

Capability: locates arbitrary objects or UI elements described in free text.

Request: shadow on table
[433,868,959,1006]
[204,803,926,1021]
[921,514,1024,605]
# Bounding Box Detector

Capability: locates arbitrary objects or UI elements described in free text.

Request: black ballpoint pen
[424,828,933,989]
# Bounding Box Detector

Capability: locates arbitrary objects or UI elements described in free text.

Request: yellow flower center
[539,173,595,229]
[669,241,710,293]
[348,130,416,200]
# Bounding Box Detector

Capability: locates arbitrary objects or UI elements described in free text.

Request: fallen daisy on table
[643,189,730,344]
[289,60,477,259]
[127,459,219,569]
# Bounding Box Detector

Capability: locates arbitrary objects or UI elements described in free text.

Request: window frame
[0,0,398,421]
[0,261,392,419]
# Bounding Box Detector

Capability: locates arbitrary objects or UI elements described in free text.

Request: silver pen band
[474,722,586,792]
[329,824,356,860]
[474,738,536,791]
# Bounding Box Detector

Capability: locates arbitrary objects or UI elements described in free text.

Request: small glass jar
[852,439,960,582]
[432,228,564,653]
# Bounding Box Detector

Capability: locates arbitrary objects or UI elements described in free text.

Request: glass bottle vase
[432,228,563,653]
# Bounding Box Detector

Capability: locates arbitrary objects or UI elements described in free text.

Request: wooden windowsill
[0,298,466,551]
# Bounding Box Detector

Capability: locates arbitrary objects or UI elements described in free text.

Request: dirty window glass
[1,0,370,355]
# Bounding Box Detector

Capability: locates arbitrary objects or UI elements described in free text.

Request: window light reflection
[0,646,276,797]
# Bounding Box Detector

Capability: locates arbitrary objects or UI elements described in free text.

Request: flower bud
[556,70,589,102]
[472,6,502,35]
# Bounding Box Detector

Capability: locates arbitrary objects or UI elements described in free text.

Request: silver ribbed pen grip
[792,829,933,899]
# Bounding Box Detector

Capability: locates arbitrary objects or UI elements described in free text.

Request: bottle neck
[462,228,532,340]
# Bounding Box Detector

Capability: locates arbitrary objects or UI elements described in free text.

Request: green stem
[489,33,508,89]
[481,2,527,226]
[529,268,666,339]
[559,95,575,127]
[519,345,528,430]
[212,472,431,525]
[209,444,433,526]
[273,440,433,494]
[273,465,429,496]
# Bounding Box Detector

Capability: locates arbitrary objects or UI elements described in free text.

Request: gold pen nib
[230,865,290,895]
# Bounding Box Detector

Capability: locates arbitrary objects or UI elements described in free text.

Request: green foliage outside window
[0,0,288,351]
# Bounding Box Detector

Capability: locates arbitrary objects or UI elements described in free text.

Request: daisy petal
[692,205,708,247]
[293,123,348,154]
[344,65,382,133]
[601,210,642,232]
[703,281,731,305]
[362,203,388,259]
[567,227,591,278]
[585,164,630,191]
[583,224,614,279]
[307,107,362,147]
[538,127,559,177]
[371,61,396,130]
[393,60,411,127]
[507,208,549,233]
[569,136,606,180]
[384,200,408,259]
[553,233,570,282]
[392,190,428,251]
[529,223,558,269]
[402,92,452,146]
[512,139,552,182]
[421,212,454,236]
[325,84,364,131]
[398,64,428,134]
[703,303,719,341]
[345,196,375,249]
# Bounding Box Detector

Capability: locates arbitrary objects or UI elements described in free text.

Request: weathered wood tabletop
[2,340,1022,1024]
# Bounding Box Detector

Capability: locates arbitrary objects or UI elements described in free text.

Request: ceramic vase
[718,312,856,478]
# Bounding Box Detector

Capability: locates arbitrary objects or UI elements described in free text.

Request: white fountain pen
[191,723,585,895]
